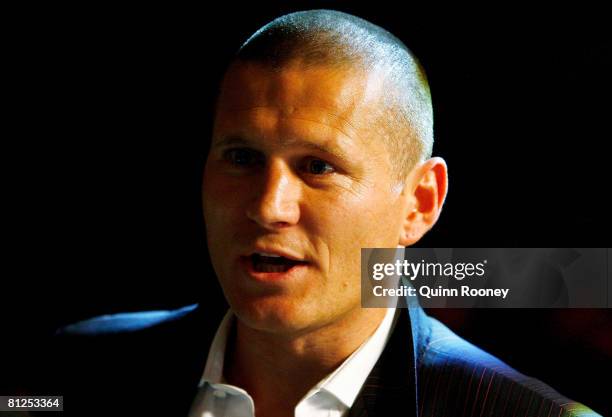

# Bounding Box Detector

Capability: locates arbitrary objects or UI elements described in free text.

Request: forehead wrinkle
[223,106,359,145]
[220,105,360,139]
[277,115,356,146]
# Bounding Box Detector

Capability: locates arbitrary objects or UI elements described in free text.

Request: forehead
[215,61,386,137]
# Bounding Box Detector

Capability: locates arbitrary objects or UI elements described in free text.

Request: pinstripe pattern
[348,306,417,417]
[348,305,601,417]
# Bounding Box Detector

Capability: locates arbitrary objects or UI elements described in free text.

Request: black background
[4,1,610,415]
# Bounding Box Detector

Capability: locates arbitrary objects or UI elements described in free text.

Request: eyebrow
[212,136,353,164]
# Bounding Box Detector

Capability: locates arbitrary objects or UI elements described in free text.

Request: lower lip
[239,256,310,282]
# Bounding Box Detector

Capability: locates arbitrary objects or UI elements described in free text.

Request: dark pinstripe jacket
[44,302,601,416]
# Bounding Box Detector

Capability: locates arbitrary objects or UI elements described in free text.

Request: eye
[223,148,259,166]
[303,158,335,175]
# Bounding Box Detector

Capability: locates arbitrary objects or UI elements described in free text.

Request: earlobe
[398,157,448,247]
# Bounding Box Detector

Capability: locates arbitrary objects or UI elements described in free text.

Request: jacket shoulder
[36,303,211,416]
[417,316,601,417]
[56,303,199,336]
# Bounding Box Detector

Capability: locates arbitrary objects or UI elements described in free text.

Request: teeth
[257,263,288,273]
[256,252,282,258]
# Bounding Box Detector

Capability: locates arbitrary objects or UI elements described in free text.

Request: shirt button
[213,389,227,399]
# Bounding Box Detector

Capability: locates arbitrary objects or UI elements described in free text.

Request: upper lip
[243,245,308,262]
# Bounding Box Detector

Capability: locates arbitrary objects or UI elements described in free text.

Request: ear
[398,157,448,246]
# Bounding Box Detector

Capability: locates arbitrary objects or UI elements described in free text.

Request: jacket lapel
[349,301,427,417]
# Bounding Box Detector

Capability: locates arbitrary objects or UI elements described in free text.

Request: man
[44,9,600,417]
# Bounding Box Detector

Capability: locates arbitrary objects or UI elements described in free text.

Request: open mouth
[250,253,308,273]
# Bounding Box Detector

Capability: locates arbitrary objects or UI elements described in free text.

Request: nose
[246,159,301,229]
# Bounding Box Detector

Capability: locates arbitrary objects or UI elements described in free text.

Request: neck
[225,306,387,417]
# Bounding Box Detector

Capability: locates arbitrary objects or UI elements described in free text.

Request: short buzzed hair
[233,9,433,181]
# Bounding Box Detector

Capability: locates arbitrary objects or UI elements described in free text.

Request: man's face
[203,61,409,334]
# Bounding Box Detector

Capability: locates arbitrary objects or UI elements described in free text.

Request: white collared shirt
[188,307,396,417]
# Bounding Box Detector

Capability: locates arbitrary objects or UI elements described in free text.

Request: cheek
[304,188,401,279]
[321,189,400,244]
[202,173,247,261]
[203,170,246,223]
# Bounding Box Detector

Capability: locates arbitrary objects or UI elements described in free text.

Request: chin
[232,296,318,334]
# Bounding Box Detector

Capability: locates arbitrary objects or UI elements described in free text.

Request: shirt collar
[305,306,397,408]
[200,309,234,385]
